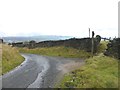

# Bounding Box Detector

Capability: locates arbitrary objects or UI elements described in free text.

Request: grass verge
[2,44,24,74]
[18,46,91,59]
[58,54,118,88]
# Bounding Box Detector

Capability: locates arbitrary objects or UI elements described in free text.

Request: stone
[11,35,101,53]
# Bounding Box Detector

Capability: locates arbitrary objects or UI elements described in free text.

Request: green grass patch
[2,44,24,74]
[58,54,118,88]
[18,46,91,59]
[97,41,109,54]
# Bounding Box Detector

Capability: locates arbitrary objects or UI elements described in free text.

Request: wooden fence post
[91,31,95,57]
[89,28,90,38]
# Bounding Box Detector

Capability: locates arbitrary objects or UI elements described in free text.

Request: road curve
[2,53,84,88]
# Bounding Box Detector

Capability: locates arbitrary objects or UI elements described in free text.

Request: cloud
[0,0,118,38]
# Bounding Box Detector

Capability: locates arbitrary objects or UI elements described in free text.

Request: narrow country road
[2,54,84,88]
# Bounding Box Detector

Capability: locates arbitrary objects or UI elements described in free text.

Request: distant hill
[3,35,73,43]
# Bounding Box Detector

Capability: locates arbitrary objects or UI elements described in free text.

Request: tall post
[89,28,90,38]
[91,31,95,56]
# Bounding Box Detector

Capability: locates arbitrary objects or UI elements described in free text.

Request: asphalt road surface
[2,53,84,88]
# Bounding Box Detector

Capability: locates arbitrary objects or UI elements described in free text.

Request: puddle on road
[27,61,49,88]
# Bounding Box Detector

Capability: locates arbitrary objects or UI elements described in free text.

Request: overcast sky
[0,0,119,38]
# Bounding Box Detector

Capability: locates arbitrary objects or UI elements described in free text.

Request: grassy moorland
[18,46,92,59]
[57,41,118,88]
[2,44,24,74]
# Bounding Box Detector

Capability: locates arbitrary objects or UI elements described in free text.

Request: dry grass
[18,46,92,59]
[2,44,24,74]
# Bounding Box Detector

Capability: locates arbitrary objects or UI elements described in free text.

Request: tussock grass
[58,54,118,88]
[97,41,108,53]
[18,46,91,59]
[2,44,24,74]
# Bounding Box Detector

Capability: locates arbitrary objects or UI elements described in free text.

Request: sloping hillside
[2,44,24,74]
